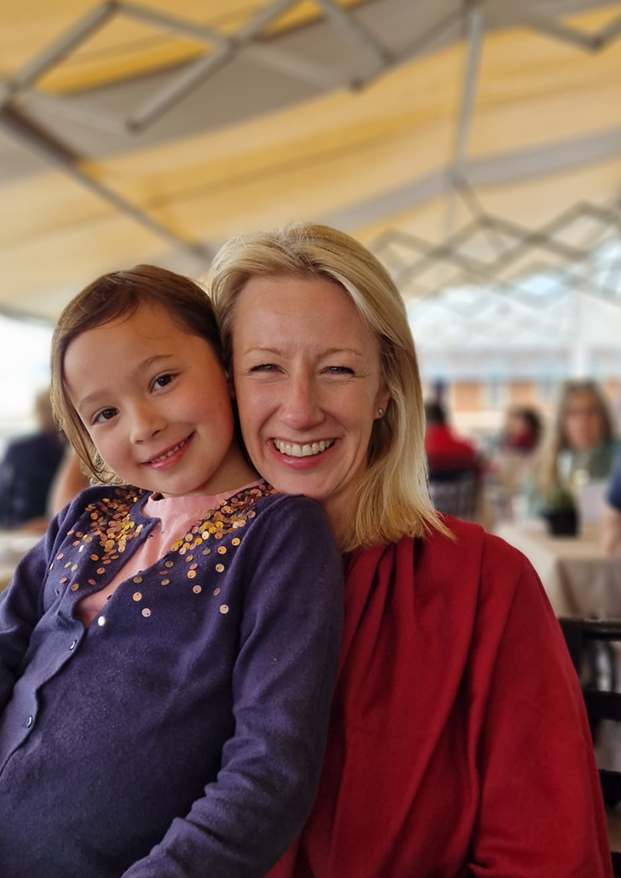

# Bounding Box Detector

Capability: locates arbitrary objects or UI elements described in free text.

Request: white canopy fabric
[1,0,621,325]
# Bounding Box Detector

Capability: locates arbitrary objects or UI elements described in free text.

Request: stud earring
[378,407,385,417]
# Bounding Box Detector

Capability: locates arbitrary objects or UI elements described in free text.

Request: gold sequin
[213,587,221,596]
[219,604,229,614]
[165,561,173,568]
[70,583,79,592]
[187,570,196,579]
[90,554,99,561]
[215,563,225,573]
[142,608,151,618]
[161,579,170,586]
[60,577,67,584]
[133,576,142,584]
[217,546,227,555]
[71,564,78,572]
[192,585,202,594]
[133,592,142,601]
[231,538,240,546]
[97,567,105,575]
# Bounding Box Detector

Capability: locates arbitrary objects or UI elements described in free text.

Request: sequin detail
[54,483,275,605]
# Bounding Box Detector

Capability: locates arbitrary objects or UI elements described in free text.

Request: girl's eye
[153,373,174,389]
[94,408,117,424]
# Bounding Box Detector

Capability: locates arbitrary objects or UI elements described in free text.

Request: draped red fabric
[267,518,611,878]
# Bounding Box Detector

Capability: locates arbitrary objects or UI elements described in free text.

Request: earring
[378,407,385,417]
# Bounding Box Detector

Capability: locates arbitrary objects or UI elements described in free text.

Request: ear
[374,387,391,420]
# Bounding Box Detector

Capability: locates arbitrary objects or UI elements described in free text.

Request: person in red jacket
[424,400,479,474]
[209,221,612,878]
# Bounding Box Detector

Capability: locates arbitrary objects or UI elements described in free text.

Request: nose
[278,369,325,432]
[128,402,167,444]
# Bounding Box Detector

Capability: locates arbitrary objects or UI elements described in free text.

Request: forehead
[565,390,601,412]
[66,304,188,355]
[63,303,215,389]
[233,275,379,351]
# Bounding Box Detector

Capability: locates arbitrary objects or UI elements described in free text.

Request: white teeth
[274,439,334,458]
[151,439,185,463]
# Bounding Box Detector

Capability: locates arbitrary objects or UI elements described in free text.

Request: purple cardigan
[0,483,343,878]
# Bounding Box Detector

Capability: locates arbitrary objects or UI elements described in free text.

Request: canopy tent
[1,0,621,334]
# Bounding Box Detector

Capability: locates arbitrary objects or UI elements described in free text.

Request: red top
[267,518,611,878]
[425,423,478,473]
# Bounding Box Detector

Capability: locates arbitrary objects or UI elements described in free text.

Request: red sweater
[267,517,611,878]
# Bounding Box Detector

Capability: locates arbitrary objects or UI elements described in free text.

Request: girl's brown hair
[51,264,222,483]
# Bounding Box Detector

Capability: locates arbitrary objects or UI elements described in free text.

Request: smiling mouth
[147,436,190,465]
[273,439,335,458]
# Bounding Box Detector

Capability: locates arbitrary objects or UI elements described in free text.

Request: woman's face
[562,389,605,452]
[231,275,390,529]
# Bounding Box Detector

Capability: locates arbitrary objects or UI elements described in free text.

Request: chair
[559,617,621,877]
[427,467,480,521]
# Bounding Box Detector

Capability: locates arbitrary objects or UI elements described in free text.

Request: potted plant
[541,482,579,536]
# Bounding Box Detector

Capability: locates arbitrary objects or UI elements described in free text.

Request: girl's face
[64,304,255,497]
[231,275,390,530]
[562,389,605,452]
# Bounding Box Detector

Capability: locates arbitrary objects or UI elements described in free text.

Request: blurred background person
[489,404,544,521]
[424,400,479,474]
[424,400,481,521]
[0,388,65,531]
[499,405,543,454]
[525,380,618,518]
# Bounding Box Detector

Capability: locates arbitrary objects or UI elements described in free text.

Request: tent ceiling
[1,0,621,321]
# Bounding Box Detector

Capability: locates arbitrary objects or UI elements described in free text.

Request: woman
[207,222,610,877]
[527,380,617,516]
[207,223,610,877]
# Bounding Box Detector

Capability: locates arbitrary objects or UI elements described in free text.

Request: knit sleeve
[0,512,64,711]
[123,495,343,878]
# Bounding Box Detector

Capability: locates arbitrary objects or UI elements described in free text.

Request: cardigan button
[69,640,78,651]
[25,715,33,728]
[97,616,106,627]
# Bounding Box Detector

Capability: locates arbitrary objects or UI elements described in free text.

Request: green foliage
[544,481,577,512]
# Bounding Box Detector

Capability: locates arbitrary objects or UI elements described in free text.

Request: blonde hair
[208,222,447,551]
[51,264,224,484]
[536,379,615,495]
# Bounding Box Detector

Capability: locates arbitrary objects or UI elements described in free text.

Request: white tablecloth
[496,521,621,619]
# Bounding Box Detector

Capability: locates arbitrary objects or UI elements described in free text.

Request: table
[496,521,621,618]
[0,531,41,592]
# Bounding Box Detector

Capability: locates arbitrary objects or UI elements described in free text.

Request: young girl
[0,265,343,878]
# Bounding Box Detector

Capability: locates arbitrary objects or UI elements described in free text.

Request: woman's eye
[94,408,117,424]
[153,373,174,389]
[326,366,354,375]
[250,363,278,373]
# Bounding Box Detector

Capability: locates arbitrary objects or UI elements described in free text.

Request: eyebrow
[75,354,176,414]
[242,345,364,357]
